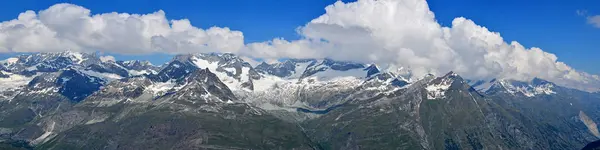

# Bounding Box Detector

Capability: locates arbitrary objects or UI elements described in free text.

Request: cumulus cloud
[243,0,600,91]
[99,55,116,62]
[0,3,244,54]
[0,1,598,91]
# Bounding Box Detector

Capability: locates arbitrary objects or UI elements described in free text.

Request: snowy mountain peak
[425,71,464,100]
[117,60,156,71]
[153,59,198,82]
[189,53,260,91]
[158,53,261,91]
[24,68,105,102]
[171,68,238,104]
[255,58,316,78]
[0,51,100,75]
[482,78,556,97]
[299,59,366,81]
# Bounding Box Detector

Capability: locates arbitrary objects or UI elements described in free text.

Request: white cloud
[0,3,244,54]
[0,1,598,91]
[99,55,115,62]
[243,0,600,91]
[587,15,600,28]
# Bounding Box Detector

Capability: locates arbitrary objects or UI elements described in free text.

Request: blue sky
[0,0,598,74]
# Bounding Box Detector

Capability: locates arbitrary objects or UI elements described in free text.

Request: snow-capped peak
[482,78,556,97]
[425,71,460,100]
[153,53,260,91]
[188,54,258,91]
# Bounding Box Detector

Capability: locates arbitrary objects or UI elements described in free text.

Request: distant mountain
[0,51,599,149]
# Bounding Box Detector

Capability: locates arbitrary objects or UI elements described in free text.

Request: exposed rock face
[0,52,599,150]
[581,111,600,138]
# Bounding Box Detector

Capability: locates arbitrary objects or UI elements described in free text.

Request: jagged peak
[120,60,153,66]
[183,68,219,84]
[424,71,470,100]
[443,71,458,77]
[364,64,380,78]
[170,53,255,69]
[175,68,238,102]
[319,58,365,70]
[483,77,557,97]
[428,71,464,84]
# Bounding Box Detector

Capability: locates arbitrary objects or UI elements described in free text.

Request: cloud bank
[0,3,244,54]
[244,0,599,91]
[0,1,598,91]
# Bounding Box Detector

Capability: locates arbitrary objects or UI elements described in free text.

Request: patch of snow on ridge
[253,74,287,91]
[191,56,250,91]
[128,70,151,76]
[289,62,312,79]
[80,70,123,81]
[65,51,85,64]
[146,81,176,95]
[426,82,451,100]
[495,79,556,97]
[244,75,362,113]
[425,76,455,100]
[223,67,236,74]
[240,67,250,83]
[533,83,556,95]
[191,56,219,70]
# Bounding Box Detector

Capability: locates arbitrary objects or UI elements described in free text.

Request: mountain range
[0,51,599,149]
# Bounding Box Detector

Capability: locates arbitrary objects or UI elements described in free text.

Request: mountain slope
[34,68,315,149]
[0,52,599,149]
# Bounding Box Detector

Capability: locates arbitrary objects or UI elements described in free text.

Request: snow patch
[146,81,177,95]
[496,80,556,97]
[223,67,236,74]
[85,116,109,125]
[240,67,250,83]
[128,70,151,76]
[65,51,85,64]
[191,56,249,91]
[288,62,312,79]
[253,74,289,91]
[172,64,180,68]
[80,70,123,81]
[425,78,454,100]
[30,87,59,94]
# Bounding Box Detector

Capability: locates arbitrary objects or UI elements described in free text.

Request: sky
[0,0,348,65]
[0,0,598,91]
